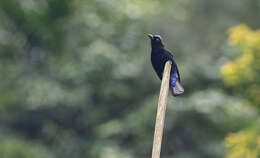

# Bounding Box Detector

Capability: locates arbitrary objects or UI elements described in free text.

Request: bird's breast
[151,52,168,79]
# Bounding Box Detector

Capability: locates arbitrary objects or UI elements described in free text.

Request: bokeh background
[0,0,260,158]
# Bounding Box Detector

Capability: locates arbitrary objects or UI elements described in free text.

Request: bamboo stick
[151,60,172,158]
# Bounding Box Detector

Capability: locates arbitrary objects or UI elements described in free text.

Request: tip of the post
[166,60,172,65]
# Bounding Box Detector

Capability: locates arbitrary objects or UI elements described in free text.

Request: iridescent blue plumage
[170,67,178,87]
[148,34,184,96]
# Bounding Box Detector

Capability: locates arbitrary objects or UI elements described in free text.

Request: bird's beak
[147,34,153,40]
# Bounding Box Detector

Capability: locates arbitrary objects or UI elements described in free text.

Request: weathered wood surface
[151,61,172,158]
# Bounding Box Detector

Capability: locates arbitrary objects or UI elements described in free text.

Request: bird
[148,34,184,96]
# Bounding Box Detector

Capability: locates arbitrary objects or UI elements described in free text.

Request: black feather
[148,34,184,96]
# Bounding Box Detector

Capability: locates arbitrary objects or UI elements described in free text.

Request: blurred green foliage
[221,25,260,106]
[222,25,260,158]
[0,0,259,158]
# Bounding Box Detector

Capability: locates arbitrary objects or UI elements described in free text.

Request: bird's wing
[165,50,174,58]
[175,63,181,81]
[165,50,181,82]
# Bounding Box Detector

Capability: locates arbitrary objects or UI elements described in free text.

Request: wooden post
[151,60,172,158]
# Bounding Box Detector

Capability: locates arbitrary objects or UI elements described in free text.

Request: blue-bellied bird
[148,34,184,96]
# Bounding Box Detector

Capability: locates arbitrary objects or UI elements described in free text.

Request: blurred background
[0,0,260,158]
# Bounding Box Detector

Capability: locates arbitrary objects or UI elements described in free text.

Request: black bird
[148,34,184,96]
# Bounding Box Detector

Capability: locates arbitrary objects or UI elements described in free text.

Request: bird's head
[147,34,164,48]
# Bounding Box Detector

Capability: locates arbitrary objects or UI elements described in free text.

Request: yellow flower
[222,25,260,88]
[221,62,239,86]
[225,131,260,158]
[229,24,250,46]
[224,24,260,158]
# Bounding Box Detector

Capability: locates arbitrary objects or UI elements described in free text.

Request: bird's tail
[170,80,184,96]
